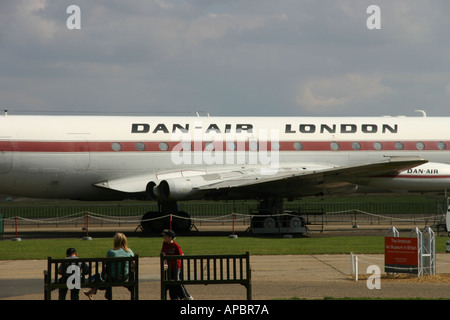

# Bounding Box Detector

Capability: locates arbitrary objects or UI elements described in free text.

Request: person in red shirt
[161,229,193,300]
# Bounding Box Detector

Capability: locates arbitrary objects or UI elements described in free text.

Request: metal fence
[284,200,447,227]
[0,198,447,229]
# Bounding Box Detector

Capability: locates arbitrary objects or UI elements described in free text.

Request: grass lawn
[1,235,448,260]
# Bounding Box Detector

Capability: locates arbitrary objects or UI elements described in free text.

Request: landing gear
[141,201,192,234]
[250,197,307,235]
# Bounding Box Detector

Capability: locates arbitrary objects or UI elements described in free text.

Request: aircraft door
[0,140,13,173]
[69,138,90,171]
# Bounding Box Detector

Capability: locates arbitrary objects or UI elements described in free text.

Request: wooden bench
[0,214,3,241]
[160,252,251,300]
[44,255,139,300]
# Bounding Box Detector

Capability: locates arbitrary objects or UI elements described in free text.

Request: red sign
[385,237,419,274]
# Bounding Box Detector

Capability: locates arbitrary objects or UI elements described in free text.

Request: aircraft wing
[95,156,427,199]
[193,156,427,194]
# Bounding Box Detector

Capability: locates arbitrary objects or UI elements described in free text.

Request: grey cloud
[0,0,449,116]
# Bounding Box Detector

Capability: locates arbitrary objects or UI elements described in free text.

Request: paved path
[1,254,450,300]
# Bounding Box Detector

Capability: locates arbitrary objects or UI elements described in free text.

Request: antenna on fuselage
[195,111,210,118]
[414,110,427,117]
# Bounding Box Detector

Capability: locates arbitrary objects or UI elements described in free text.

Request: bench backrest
[160,252,251,300]
[44,255,139,300]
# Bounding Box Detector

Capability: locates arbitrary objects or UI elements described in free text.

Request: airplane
[0,111,449,233]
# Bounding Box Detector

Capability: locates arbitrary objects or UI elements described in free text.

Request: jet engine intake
[146,181,158,200]
[148,178,194,201]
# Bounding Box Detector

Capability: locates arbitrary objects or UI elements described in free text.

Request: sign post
[384,236,419,275]
[384,227,435,277]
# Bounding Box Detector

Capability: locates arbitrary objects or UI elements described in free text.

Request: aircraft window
[293,142,303,150]
[136,142,145,151]
[249,141,259,151]
[159,142,169,151]
[437,142,446,150]
[271,142,281,150]
[205,142,215,151]
[395,142,404,150]
[352,142,361,150]
[182,142,191,151]
[373,142,382,150]
[330,142,339,151]
[111,143,122,151]
[416,142,425,150]
[227,142,237,151]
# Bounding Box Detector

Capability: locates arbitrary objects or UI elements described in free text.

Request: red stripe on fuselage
[0,140,448,152]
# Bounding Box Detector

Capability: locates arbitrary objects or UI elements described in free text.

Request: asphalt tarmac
[1,254,450,300]
[1,224,449,301]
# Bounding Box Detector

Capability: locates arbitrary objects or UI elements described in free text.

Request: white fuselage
[0,114,450,200]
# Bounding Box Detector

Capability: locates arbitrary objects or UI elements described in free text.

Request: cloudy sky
[1,0,449,117]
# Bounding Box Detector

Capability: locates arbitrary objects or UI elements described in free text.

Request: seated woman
[84,232,134,300]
